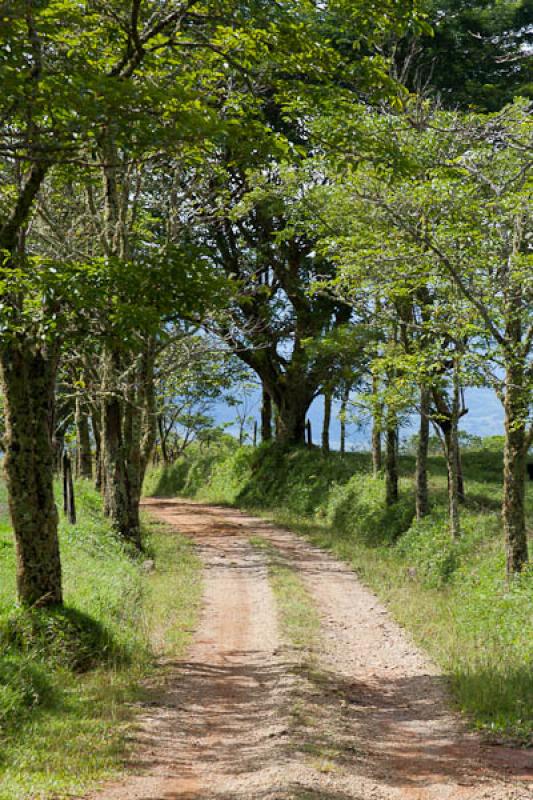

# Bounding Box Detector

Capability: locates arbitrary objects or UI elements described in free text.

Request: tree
[399,0,533,111]
[193,163,355,444]
[316,101,532,572]
[155,333,248,461]
[0,0,206,603]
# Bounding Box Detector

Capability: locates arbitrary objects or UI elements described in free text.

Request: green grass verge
[249,536,319,653]
[0,480,202,800]
[146,440,533,744]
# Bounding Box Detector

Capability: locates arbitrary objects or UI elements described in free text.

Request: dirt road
[86,499,533,800]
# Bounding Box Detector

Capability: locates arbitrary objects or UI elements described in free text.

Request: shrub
[326,474,415,545]
[0,606,124,673]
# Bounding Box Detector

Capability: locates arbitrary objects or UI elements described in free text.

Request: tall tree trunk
[261,387,272,442]
[372,424,382,477]
[158,415,170,465]
[101,349,141,548]
[275,387,313,445]
[416,385,430,519]
[0,342,62,606]
[53,427,65,474]
[457,444,465,504]
[443,422,461,540]
[322,389,332,454]
[139,344,157,488]
[433,373,463,539]
[340,384,349,455]
[441,363,462,539]
[502,359,528,574]
[91,408,103,492]
[101,342,156,550]
[385,411,399,506]
[371,373,382,475]
[75,396,93,479]
[63,451,77,525]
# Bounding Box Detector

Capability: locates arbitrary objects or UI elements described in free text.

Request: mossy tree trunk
[385,410,399,506]
[416,385,430,519]
[322,388,332,454]
[433,370,463,539]
[340,384,349,455]
[0,341,62,606]
[443,421,460,540]
[91,407,103,492]
[101,351,137,546]
[502,355,529,575]
[125,340,157,524]
[101,340,156,550]
[261,386,272,442]
[75,396,93,479]
[101,349,141,549]
[371,373,382,476]
[272,381,315,446]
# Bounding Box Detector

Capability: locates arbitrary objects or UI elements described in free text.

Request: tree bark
[502,360,529,574]
[371,373,382,475]
[261,387,272,442]
[385,412,399,506]
[75,396,93,479]
[457,448,465,503]
[372,424,382,477]
[63,451,76,525]
[416,385,430,519]
[322,389,332,454]
[101,349,141,548]
[340,384,349,455]
[275,385,313,445]
[443,422,461,539]
[432,375,464,539]
[158,415,170,464]
[101,341,156,550]
[440,361,462,539]
[91,407,103,492]
[0,341,62,606]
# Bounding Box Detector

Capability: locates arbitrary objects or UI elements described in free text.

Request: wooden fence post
[62,451,77,525]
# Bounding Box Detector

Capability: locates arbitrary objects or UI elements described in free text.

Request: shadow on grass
[0,604,129,672]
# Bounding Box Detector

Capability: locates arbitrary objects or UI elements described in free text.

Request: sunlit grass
[0,480,202,799]
[249,536,319,653]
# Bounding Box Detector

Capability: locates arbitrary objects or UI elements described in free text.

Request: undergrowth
[0,479,201,799]
[147,440,533,744]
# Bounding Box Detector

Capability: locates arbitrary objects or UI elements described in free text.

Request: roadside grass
[143,516,203,657]
[147,440,533,744]
[249,536,319,653]
[248,536,337,771]
[0,481,202,800]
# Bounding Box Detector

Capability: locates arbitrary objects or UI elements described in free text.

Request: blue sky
[214,386,504,451]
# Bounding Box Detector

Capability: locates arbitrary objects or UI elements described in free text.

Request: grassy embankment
[146,439,533,745]
[0,480,202,800]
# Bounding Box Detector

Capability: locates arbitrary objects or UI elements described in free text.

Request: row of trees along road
[0,0,531,607]
[0,0,422,606]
